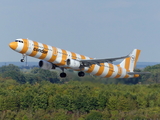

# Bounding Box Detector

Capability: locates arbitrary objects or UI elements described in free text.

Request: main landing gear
[78,71,85,77]
[59,68,85,78]
[59,68,67,78]
[60,72,67,78]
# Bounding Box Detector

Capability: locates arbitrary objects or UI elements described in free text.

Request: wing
[79,55,129,66]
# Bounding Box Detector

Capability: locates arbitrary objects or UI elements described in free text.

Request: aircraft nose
[9,42,18,50]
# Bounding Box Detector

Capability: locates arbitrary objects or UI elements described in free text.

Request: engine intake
[39,60,56,70]
[66,59,81,69]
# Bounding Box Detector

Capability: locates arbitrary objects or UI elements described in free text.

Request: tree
[85,110,103,120]
[2,71,26,84]
[0,64,20,73]
[30,68,60,83]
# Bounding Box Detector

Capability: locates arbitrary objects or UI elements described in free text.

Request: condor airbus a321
[9,38,147,78]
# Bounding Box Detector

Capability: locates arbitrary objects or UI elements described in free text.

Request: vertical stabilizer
[119,49,141,72]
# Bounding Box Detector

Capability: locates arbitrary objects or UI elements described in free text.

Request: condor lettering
[33,48,48,54]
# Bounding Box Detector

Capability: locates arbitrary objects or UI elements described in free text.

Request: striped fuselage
[11,39,135,78]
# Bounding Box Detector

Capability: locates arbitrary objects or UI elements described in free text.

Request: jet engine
[66,59,81,69]
[39,60,56,70]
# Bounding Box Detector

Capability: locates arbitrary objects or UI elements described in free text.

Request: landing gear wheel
[78,71,85,77]
[60,72,67,78]
[21,59,25,62]
[21,54,26,63]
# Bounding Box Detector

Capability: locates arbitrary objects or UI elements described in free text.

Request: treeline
[0,64,61,84]
[0,64,159,119]
[0,64,160,85]
[0,79,160,119]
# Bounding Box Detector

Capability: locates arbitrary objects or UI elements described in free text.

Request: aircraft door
[28,41,33,50]
[118,67,122,75]
[52,47,57,56]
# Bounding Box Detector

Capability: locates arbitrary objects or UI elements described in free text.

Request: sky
[1,0,160,63]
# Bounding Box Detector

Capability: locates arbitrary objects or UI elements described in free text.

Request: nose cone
[9,42,18,50]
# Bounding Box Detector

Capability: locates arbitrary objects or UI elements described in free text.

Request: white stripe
[76,54,81,60]
[90,65,100,75]
[16,42,24,52]
[129,49,137,72]
[66,51,71,59]
[83,66,89,72]
[44,45,53,61]
[34,42,43,58]
[120,68,127,78]
[99,63,109,77]
[85,56,90,60]
[27,40,34,55]
[110,65,118,78]
[120,59,126,68]
[53,48,62,64]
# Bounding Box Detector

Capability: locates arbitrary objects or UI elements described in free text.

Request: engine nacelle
[67,59,81,69]
[39,60,56,70]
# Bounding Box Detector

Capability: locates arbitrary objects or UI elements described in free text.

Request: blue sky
[1,0,160,62]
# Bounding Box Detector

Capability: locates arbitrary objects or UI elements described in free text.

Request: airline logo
[131,55,135,62]
[33,47,48,54]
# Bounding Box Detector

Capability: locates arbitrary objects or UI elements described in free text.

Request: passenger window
[15,40,23,43]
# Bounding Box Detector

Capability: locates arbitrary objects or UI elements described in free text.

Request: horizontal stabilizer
[127,72,151,75]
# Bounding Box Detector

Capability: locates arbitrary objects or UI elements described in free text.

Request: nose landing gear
[21,54,26,62]
[21,59,25,62]
[20,54,28,66]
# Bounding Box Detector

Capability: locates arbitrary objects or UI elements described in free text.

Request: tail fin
[118,49,141,72]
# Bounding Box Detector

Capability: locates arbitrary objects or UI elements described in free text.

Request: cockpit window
[15,40,23,43]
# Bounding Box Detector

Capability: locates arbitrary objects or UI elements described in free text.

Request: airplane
[9,38,149,78]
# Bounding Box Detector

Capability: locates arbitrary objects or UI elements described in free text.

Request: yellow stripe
[56,49,67,66]
[20,39,28,54]
[86,64,96,73]
[125,57,130,72]
[53,46,57,56]
[95,63,105,76]
[12,42,18,50]
[134,74,139,78]
[39,44,48,59]
[105,63,114,78]
[124,74,129,78]
[29,41,38,57]
[71,52,77,59]
[80,55,85,60]
[117,64,120,67]
[48,47,58,62]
